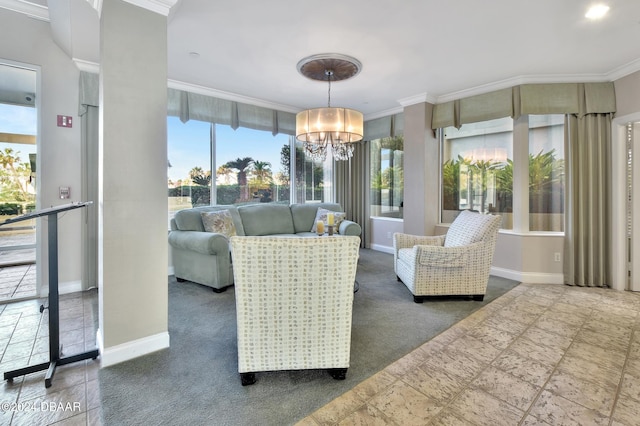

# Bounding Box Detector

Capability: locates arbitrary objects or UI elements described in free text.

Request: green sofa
[168,202,361,292]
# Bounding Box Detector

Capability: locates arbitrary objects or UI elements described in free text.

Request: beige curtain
[335,142,369,248]
[564,113,612,287]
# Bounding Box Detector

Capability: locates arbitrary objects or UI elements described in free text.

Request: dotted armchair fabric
[393,212,501,297]
[230,236,360,374]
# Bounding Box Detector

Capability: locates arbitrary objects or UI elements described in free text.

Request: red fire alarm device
[57,115,73,128]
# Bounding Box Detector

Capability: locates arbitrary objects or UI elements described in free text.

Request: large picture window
[442,117,513,228]
[440,115,565,232]
[370,136,404,218]
[168,119,334,227]
[529,115,564,232]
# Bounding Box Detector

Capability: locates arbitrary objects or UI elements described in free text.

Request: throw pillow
[201,210,237,238]
[310,208,346,233]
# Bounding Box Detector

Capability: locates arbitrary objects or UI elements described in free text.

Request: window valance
[364,113,404,140]
[79,72,406,139]
[431,82,616,129]
[79,71,99,115]
[167,88,297,136]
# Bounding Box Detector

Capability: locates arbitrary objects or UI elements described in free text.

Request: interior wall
[402,102,439,236]
[0,8,84,293]
[98,0,169,364]
[612,70,640,291]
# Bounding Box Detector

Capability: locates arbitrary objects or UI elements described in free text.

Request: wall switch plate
[59,186,70,199]
[57,115,73,128]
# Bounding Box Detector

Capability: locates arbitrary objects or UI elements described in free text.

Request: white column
[98,0,169,366]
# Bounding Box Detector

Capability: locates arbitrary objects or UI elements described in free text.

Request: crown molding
[0,0,48,21]
[123,0,178,16]
[168,79,300,114]
[73,58,100,73]
[606,57,640,82]
[397,92,436,107]
[433,58,640,104]
[365,106,404,121]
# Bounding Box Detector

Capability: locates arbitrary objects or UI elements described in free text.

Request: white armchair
[230,235,360,385]
[393,210,501,303]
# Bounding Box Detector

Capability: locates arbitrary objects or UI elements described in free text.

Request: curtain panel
[564,113,612,287]
[335,142,370,248]
[431,82,616,129]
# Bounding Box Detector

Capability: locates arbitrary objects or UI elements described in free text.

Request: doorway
[0,61,38,302]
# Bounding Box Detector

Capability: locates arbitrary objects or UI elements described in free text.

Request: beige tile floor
[300,283,640,426]
[1,271,640,426]
[0,268,100,426]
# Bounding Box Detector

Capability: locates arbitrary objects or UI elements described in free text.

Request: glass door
[0,62,37,302]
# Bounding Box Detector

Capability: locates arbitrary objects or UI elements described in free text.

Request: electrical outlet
[554,252,561,262]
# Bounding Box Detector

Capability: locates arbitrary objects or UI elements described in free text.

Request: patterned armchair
[230,235,360,385]
[393,210,501,303]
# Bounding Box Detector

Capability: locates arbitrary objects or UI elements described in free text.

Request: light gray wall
[99,0,168,356]
[0,8,84,292]
[615,70,640,117]
[402,102,439,236]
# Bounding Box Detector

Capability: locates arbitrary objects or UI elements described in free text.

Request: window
[442,117,513,228]
[215,125,290,205]
[440,115,565,232]
[529,115,564,232]
[167,117,211,222]
[291,138,332,203]
[370,136,404,218]
[168,119,334,226]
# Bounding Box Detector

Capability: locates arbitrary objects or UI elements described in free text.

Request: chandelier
[295,54,364,161]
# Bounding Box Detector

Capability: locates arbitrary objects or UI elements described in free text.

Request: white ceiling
[3,0,640,118]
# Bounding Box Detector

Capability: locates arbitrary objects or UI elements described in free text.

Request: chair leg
[396,275,402,282]
[328,368,347,380]
[176,277,186,282]
[472,294,484,301]
[240,372,256,386]
[413,296,424,303]
[212,286,227,293]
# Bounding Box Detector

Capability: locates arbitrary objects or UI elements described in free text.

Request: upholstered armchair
[230,235,361,386]
[393,210,501,303]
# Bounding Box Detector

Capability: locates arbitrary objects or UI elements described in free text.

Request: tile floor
[0,263,36,303]
[0,274,100,426]
[300,283,640,426]
[1,276,639,425]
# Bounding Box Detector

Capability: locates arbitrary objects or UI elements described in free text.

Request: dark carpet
[99,249,519,426]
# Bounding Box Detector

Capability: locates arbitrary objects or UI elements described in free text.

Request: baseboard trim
[491,266,564,284]
[39,280,84,297]
[97,329,170,368]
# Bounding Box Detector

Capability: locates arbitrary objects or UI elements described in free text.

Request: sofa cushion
[237,203,295,236]
[174,205,245,235]
[311,208,346,233]
[201,210,237,238]
[290,202,343,233]
[444,210,500,247]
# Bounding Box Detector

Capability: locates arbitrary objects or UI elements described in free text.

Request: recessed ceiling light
[585,4,610,20]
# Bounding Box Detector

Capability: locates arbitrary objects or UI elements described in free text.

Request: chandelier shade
[295,54,364,161]
[295,107,363,144]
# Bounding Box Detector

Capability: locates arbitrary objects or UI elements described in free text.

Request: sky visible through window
[167,117,288,184]
[0,103,37,159]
